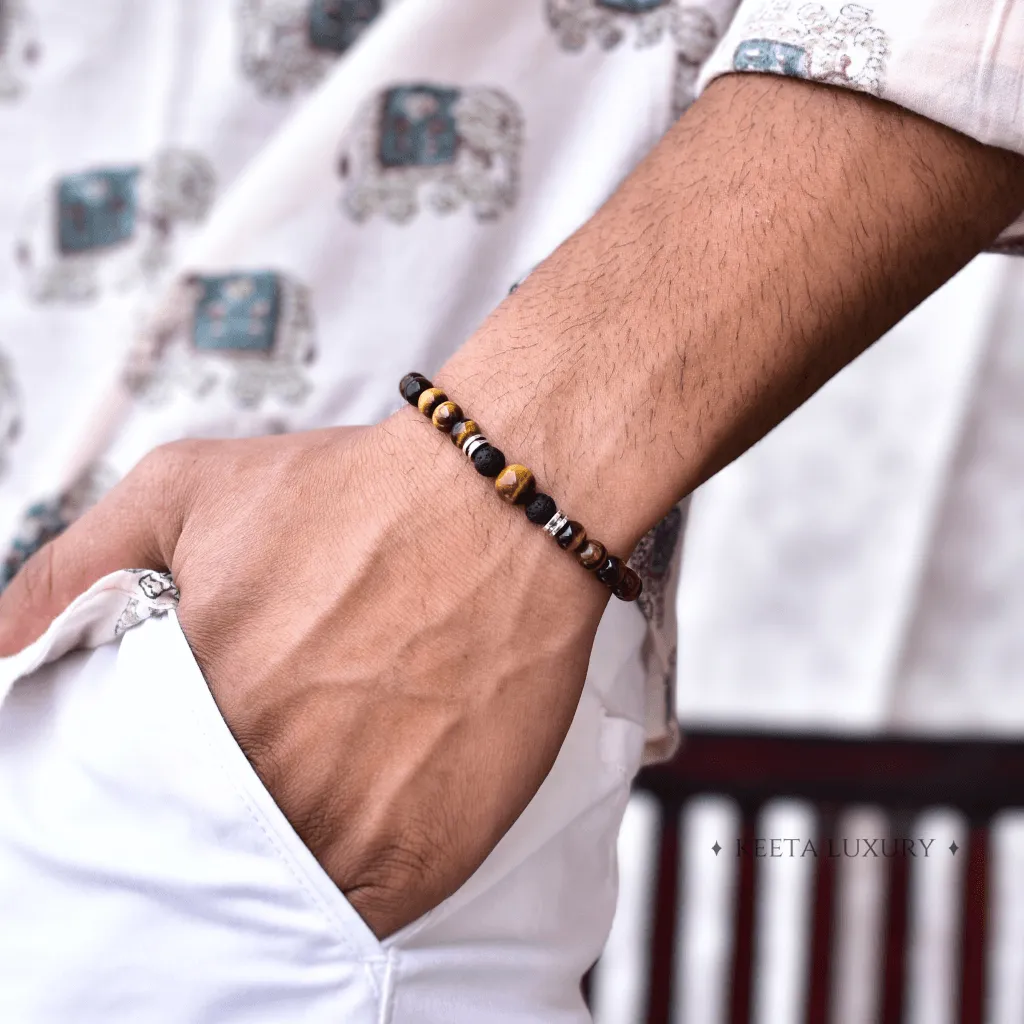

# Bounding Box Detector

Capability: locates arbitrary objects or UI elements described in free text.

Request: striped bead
[463,435,488,459]
[495,464,535,505]
[417,387,448,417]
[431,400,463,432]
[543,511,568,537]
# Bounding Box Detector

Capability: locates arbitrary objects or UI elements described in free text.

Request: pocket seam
[165,614,388,973]
[182,685,387,974]
[381,700,646,950]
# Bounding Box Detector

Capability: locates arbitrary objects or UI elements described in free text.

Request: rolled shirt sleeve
[695,0,1024,247]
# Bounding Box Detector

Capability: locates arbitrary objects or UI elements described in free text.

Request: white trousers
[0,573,646,1023]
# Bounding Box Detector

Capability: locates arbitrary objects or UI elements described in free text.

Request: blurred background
[593,252,1024,1023]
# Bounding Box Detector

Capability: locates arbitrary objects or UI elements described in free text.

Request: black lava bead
[401,375,431,406]
[525,493,557,526]
[471,444,506,478]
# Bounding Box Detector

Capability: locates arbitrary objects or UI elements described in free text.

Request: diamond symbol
[712,842,722,856]
[950,841,959,855]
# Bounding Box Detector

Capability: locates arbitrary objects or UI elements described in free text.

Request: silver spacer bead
[543,511,569,538]
[463,435,488,459]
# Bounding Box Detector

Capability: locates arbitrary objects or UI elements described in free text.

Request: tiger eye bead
[417,387,447,417]
[450,419,479,448]
[400,374,431,407]
[431,400,463,432]
[494,464,535,505]
[555,520,587,552]
[613,566,643,602]
[596,555,626,588]
[577,540,606,570]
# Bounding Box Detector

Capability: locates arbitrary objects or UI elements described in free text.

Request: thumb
[0,444,193,657]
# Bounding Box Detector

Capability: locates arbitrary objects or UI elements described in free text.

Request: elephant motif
[0,0,41,100]
[0,351,21,481]
[732,2,890,95]
[114,570,180,637]
[628,500,688,628]
[125,270,317,408]
[629,500,688,763]
[15,149,216,303]
[0,464,113,590]
[239,0,384,98]
[338,83,523,224]
[734,37,807,75]
[546,0,714,52]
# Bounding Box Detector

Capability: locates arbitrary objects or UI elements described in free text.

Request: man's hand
[0,416,612,938]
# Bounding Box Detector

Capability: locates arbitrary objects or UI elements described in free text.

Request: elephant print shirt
[0,0,1021,761]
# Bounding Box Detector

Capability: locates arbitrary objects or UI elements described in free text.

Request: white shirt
[0,0,1020,751]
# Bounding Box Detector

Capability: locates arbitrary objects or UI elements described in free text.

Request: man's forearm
[425,74,1024,555]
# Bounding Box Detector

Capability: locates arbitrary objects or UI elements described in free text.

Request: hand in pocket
[0,416,611,937]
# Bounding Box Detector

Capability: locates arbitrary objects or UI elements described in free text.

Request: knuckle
[130,439,209,546]
[135,439,204,487]
[356,826,450,897]
[342,830,456,936]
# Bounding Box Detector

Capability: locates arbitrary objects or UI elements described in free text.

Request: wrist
[368,405,615,614]
[378,368,663,610]
[432,293,675,558]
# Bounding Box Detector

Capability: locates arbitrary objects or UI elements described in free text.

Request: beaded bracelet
[399,373,643,603]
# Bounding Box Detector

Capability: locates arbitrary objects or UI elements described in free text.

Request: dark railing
[625,728,1024,1024]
